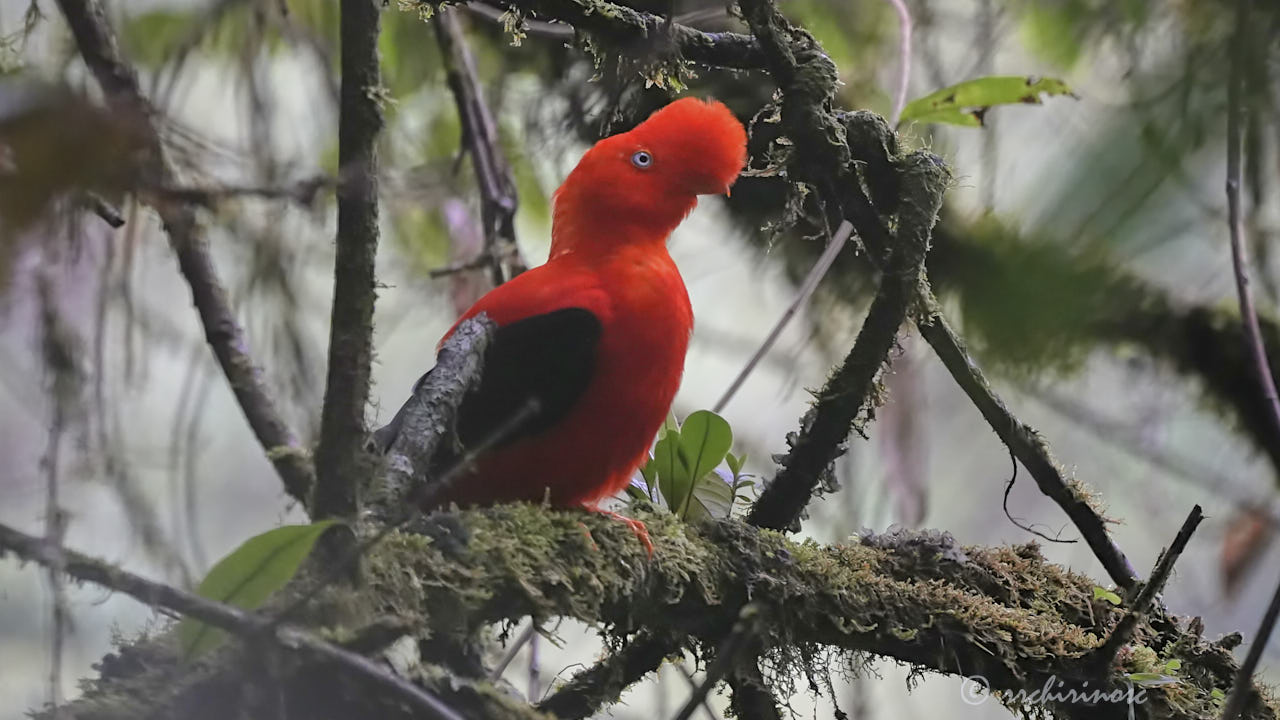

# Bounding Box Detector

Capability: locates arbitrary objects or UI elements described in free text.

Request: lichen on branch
[37,505,1271,720]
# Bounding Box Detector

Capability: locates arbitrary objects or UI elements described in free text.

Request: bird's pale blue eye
[631,150,653,169]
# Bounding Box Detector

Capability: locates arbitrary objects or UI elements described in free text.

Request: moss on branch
[45,505,1275,720]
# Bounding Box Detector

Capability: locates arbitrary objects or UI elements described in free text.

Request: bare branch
[1090,505,1203,673]
[0,521,466,720]
[714,220,852,413]
[1221,0,1280,716]
[913,295,1140,589]
[673,605,763,720]
[435,7,528,283]
[314,0,385,521]
[538,629,681,719]
[53,0,315,505]
[37,272,72,713]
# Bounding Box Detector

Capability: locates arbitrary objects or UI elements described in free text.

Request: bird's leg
[581,505,654,557]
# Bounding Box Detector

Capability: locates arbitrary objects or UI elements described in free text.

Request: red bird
[376,98,747,543]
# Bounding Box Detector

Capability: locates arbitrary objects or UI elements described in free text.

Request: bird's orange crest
[550,97,748,259]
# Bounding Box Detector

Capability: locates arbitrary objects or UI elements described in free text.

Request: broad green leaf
[1162,659,1182,673]
[687,474,736,522]
[1092,586,1123,606]
[179,520,338,659]
[653,433,690,514]
[676,411,733,517]
[898,76,1075,128]
[676,411,733,484]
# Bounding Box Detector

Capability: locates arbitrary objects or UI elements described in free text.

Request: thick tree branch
[314,0,385,520]
[435,8,528,284]
[30,506,1270,720]
[53,0,315,505]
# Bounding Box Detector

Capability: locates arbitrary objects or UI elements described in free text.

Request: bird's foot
[582,507,654,557]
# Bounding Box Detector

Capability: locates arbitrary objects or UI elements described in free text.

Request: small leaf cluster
[626,410,754,522]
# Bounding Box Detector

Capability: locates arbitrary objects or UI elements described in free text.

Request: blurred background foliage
[1,0,1279,717]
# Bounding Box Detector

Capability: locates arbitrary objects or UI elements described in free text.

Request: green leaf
[179,520,338,659]
[687,474,736,522]
[675,411,733,517]
[899,76,1076,128]
[1162,659,1182,673]
[1125,673,1180,688]
[653,432,691,515]
[624,483,649,502]
[1211,688,1226,701]
[725,452,746,478]
[1092,586,1123,606]
[676,411,733,483]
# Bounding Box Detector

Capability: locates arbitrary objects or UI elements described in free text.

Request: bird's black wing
[371,307,602,454]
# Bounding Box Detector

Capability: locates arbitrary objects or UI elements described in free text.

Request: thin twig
[1221,0,1280,716]
[313,0,385,521]
[538,629,681,719]
[435,7,528,284]
[84,192,125,228]
[37,272,70,714]
[1089,505,1203,672]
[673,605,762,720]
[490,622,536,681]
[429,251,505,278]
[883,0,912,126]
[713,220,852,413]
[145,176,336,207]
[675,663,721,720]
[0,522,466,720]
[53,0,315,505]
[913,292,1140,590]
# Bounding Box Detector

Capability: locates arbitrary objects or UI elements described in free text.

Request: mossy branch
[748,151,946,532]
[21,505,1273,720]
